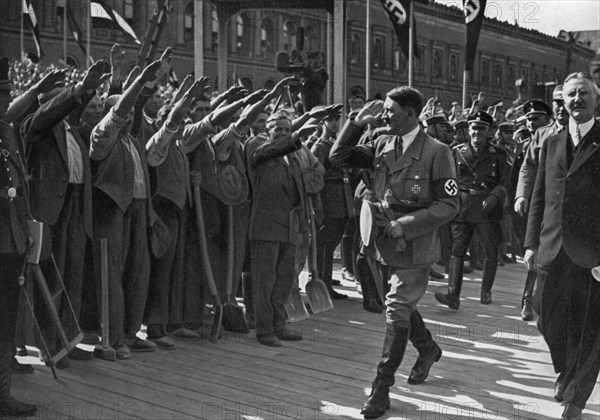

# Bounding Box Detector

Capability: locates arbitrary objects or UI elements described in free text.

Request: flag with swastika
[379,0,426,60]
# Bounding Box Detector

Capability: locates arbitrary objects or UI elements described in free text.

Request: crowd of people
[1,42,598,420]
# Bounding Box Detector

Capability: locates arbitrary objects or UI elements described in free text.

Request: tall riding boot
[480,256,499,304]
[520,270,536,321]
[407,310,442,385]
[434,256,463,310]
[361,324,410,419]
[242,272,254,328]
[356,255,384,313]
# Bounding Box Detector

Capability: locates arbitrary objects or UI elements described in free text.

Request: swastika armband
[434,178,458,197]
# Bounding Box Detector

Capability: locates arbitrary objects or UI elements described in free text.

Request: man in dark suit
[25,61,109,365]
[525,72,600,420]
[246,103,305,347]
[330,87,459,419]
[90,60,162,360]
[514,91,569,320]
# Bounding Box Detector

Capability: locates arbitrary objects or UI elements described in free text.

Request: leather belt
[460,188,489,196]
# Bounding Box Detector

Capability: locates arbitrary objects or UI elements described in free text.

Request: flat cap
[425,113,448,127]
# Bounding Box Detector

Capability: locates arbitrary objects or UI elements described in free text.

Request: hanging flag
[22,0,43,58]
[66,2,87,55]
[379,0,422,60]
[90,0,141,45]
[464,0,487,73]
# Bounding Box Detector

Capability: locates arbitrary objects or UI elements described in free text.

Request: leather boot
[356,256,384,314]
[480,256,498,304]
[434,256,463,310]
[407,310,442,385]
[361,324,409,419]
[520,270,536,321]
[1,347,37,417]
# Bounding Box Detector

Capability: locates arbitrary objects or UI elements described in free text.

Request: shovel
[284,285,310,323]
[192,184,222,343]
[222,205,249,333]
[304,196,334,313]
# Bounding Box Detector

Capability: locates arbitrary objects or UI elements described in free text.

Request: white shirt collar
[401,125,420,153]
[569,118,595,146]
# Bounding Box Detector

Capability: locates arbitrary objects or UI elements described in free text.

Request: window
[507,64,516,85]
[415,46,426,75]
[480,59,489,85]
[394,43,405,72]
[184,2,194,43]
[240,76,253,92]
[124,0,134,26]
[372,36,385,69]
[260,18,274,57]
[282,20,297,52]
[211,6,219,54]
[304,25,318,53]
[432,50,443,78]
[264,79,276,90]
[350,32,361,65]
[234,14,251,55]
[494,61,503,88]
[449,53,458,80]
[56,0,65,25]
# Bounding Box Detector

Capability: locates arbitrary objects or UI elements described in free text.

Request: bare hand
[224,84,248,102]
[187,76,210,101]
[354,100,384,127]
[123,66,141,89]
[271,76,298,97]
[309,103,343,120]
[140,60,161,83]
[514,197,528,217]
[82,60,111,92]
[524,249,537,271]
[34,69,67,94]
[156,47,173,79]
[110,43,126,71]
[243,89,269,105]
[172,73,194,103]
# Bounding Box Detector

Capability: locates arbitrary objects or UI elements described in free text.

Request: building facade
[1,0,594,108]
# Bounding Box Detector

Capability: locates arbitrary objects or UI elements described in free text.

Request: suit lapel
[55,122,69,166]
[568,122,600,176]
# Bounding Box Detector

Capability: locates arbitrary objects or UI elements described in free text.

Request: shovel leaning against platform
[192,184,222,343]
[222,205,249,333]
[285,285,310,323]
[304,196,333,313]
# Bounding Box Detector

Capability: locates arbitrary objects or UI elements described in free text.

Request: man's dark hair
[386,86,424,116]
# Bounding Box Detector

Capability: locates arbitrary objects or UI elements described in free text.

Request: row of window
[348,29,559,90]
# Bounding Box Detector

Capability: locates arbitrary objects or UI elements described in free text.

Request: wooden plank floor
[11,260,600,420]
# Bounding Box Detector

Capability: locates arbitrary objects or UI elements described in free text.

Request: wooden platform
[11,261,600,420]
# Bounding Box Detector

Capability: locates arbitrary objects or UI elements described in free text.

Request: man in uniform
[515,90,568,320]
[435,111,509,309]
[0,60,37,416]
[524,72,600,420]
[330,87,459,419]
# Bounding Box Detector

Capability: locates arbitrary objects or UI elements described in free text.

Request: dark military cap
[425,114,448,127]
[552,85,563,101]
[523,99,552,117]
[468,111,494,127]
[497,121,515,131]
[452,120,469,130]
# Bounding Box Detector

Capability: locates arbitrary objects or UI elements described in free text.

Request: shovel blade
[285,288,310,323]
[210,303,223,343]
[305,278,334,313]
[222,300,249,333]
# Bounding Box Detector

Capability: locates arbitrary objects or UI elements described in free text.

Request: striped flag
[90,0,141,45]
[22,0,43,58]
[464,0,487,73]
